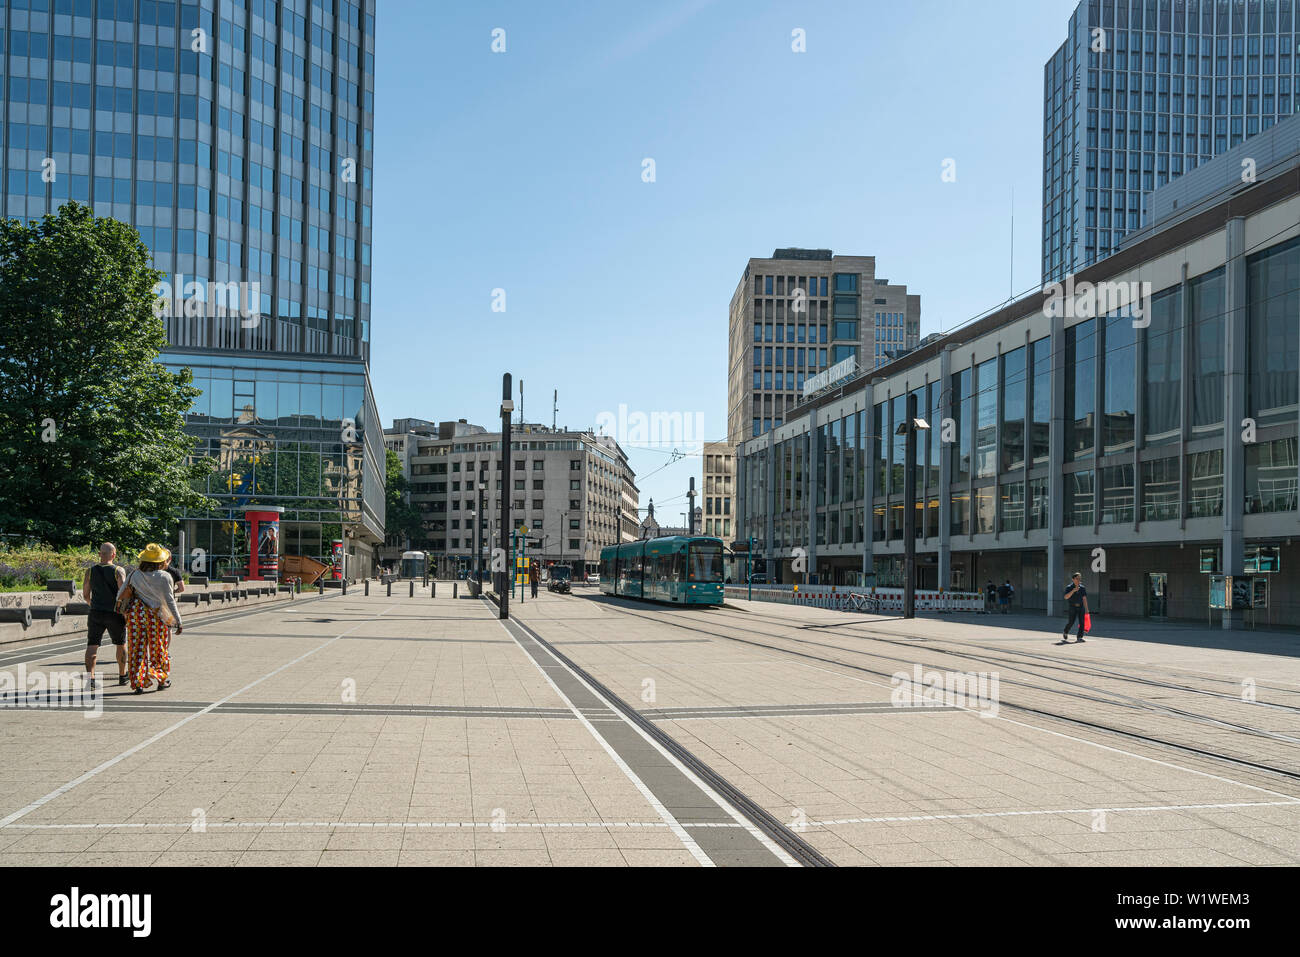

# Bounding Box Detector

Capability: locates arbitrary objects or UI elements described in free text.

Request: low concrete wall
[0,582,297,647]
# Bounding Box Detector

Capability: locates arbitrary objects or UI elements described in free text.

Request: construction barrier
[724,584,983,613]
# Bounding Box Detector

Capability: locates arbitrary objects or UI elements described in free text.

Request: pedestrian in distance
[529,559,539,599]
[997,580,1012,614]
[985,580,996,613]
[1061,572,1089,644]
[116,543,184,694]
[82,542,127,689]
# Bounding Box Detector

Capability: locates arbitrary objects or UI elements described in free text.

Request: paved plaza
[1,586,1297,867]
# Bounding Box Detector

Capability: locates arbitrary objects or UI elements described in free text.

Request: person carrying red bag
[1061,571,1090,644]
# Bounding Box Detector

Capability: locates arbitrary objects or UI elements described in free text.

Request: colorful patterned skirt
[126,602,171,691]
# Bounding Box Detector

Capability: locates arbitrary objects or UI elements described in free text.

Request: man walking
[1061,572,1089,643]
[998,579,1014,613]
[529,559,539,599]
[82,542,127,688]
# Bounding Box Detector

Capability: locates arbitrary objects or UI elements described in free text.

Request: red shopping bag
[1083,612,1092,633]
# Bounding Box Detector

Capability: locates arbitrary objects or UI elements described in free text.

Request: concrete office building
[1044,0,1300,284]
[382,421,640,577]
[727,249,921,445]
[0,0,384,578]
[702,441,736,541]
[739,148,1300,627]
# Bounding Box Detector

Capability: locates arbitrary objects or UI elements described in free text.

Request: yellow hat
[137,543,172,565]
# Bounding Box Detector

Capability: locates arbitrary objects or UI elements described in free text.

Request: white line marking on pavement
[493,617,716,868]
[502,615,803,868]
[10,800,1298,832]
[1,820,748,830]
[0,605,398,829]
[805,799,1300,827]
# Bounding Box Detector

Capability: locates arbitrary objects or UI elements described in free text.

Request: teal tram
[598,536,725,605]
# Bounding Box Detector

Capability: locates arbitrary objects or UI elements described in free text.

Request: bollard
[365,580,370,596]
[386,581,392,597]
[317,580,324,595]
[453,582,458,599]
[432,581,437,598]
[342,579,348,595]
[409,581,414,598]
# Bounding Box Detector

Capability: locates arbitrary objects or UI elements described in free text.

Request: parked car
[585,572,600,586]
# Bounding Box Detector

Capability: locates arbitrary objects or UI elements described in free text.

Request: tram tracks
[579,596,1300,787]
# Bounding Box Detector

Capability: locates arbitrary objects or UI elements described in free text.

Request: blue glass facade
[1044,0,1299,284]
[0,0,383,575]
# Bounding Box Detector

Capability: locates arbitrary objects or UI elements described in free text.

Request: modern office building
[727,249,920,446]
[381,420,640,577]
[1,0,384,577]
[739,148,1299,627]
[702,441,735,541]
[1043,0,1299,285]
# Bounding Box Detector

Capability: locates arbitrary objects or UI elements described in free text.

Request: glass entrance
[1146,573,1168,618]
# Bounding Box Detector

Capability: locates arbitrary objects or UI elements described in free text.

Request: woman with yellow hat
[116,544,184,693]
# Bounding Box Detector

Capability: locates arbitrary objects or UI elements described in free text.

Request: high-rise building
[727,249,920,445]
[1043,0,1299,284]
[381,420,639,578]
[1,0,384,577]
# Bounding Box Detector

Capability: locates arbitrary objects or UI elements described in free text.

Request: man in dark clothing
[985,581,996,613]
[82,542,127,689]
[529,560,539,599]
[997,580,1012,613]
[1062,572,1089,643]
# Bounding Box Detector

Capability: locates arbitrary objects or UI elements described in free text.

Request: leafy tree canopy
[385,448,421,545]
[0,202,214,548]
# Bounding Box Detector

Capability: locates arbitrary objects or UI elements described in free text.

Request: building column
[938,349,955,591]
[1047,309,1067,616]
[1223,217,1248,630]
[764,436,777,579]
[807,411,820,583]
[863,391,876,584]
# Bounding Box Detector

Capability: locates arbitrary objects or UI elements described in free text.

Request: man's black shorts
[87,609,126,646]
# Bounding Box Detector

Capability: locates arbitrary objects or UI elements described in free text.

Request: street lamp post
[499,374,513,620]
[895,391,931,619]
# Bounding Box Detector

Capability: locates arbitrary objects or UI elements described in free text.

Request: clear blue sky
[369,0,1080,518]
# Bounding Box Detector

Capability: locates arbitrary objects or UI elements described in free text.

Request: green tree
[385,449,421,546]
[0,202,215,547]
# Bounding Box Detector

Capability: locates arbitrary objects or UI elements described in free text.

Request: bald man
[82,542,127,689]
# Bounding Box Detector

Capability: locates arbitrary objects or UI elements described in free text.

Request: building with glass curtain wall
[1043,0,1299,285]
[0,0,383,577]
[741,151,1299,628]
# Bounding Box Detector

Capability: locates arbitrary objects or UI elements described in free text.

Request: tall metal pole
[478,470,486,584]
[903,391,918,619]
[747,535,753,601]
[687,477,696,536]
[499,374,512,620]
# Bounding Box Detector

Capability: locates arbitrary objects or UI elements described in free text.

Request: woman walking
[117,544,184,694]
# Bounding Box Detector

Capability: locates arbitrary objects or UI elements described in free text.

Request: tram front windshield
[687,543,723,583]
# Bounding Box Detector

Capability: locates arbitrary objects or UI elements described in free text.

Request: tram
[399,550,428,579]
[598,536,725,605]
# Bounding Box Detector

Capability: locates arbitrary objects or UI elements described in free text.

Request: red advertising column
[330,539,344,580]
[244,506,285,581]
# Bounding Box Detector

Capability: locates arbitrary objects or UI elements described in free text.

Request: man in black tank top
[82,542,127,689]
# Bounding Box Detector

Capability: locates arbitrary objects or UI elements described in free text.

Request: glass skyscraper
[1043,0,1299,284]
[1,0,385,578]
